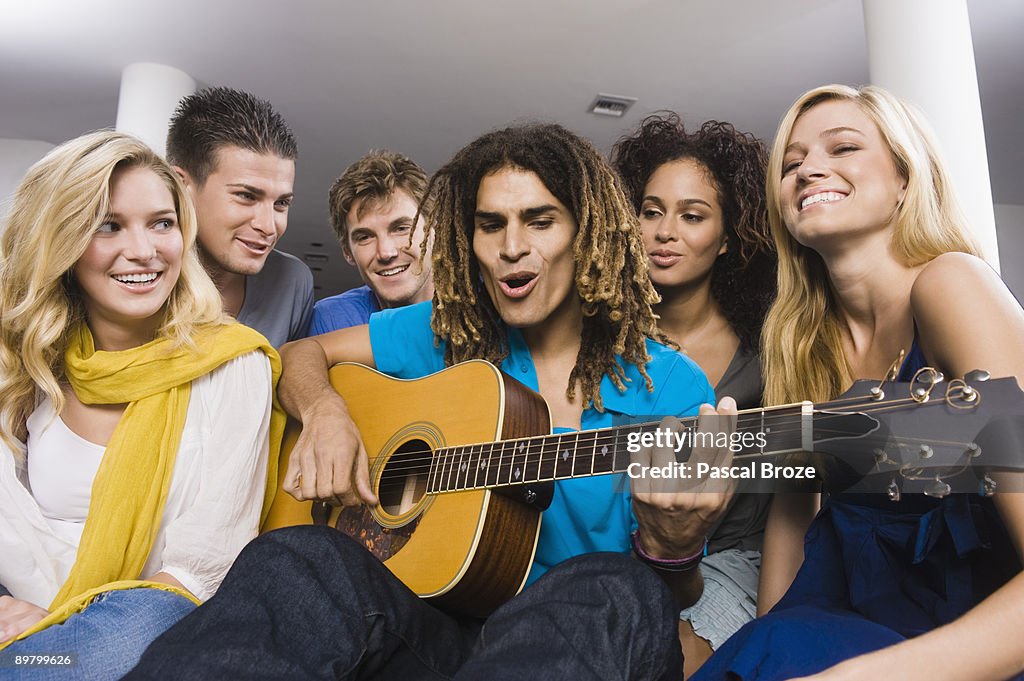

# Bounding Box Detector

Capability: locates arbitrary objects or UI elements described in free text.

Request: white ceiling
[1,0,1020,297]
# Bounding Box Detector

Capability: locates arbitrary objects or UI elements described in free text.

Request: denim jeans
[0,587,195,680]
[126,525,682,680]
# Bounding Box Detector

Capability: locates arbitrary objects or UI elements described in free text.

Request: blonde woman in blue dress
[693,84,1024,681]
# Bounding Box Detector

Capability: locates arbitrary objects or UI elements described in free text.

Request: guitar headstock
[809,368,1024,498]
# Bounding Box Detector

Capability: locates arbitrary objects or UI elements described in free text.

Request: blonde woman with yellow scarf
[0,131,283,680]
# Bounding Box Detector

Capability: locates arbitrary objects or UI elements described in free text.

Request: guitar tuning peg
[944,377,982,406]
[885,350,906,383]
[872,350,906,400]
[924,476,952,499]
[910,368,942,402]
[887,478,901,502]
[981,474,997,497]
[964,369,991,382]
[917,371,944,384]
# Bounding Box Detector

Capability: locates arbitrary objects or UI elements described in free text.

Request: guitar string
[366,394,983,486]
[380,446,1002,497]
[376,448,990,497]
[374,425,991,496]
[375,436,988,496]
[313,386,992,493]
[368,405,989,491]
[369,391,971,471]
[371,421,981,489]
[362,393,936,472]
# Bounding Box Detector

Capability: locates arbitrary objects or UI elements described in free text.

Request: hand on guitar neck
[631,396,739,606]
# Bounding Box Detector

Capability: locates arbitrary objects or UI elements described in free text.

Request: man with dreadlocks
[127,123,737,681]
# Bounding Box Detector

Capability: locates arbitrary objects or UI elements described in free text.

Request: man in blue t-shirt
[128,124,737,681]
[311,151,434,334]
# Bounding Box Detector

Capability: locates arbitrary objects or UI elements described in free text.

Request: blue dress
[692,343,1022,680]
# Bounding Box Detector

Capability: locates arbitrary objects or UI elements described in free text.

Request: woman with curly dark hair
[613,113,777,677]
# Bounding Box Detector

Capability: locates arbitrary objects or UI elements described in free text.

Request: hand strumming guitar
[279,334,378,507]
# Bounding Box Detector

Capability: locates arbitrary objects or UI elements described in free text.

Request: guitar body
[263,360,551,617]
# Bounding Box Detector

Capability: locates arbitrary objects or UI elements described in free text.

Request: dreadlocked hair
[421,122,663,411]
[611,112,776,352]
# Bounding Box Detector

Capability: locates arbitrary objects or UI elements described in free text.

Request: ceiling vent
[587,93,637,117]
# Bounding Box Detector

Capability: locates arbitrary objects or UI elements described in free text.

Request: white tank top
[25,400,105,547]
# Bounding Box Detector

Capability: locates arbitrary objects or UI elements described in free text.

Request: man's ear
[341,242,355,266]
[173,165,195,191]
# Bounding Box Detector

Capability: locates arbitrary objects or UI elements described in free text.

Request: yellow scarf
[4,322,283,648]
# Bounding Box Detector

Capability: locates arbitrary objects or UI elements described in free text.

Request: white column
[114,63,196,158]
[863,0,999,268]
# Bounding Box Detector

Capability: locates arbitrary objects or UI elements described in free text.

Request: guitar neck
[426,404,810,494]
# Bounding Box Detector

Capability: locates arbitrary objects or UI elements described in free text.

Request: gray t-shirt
[237,249,314,347]
[707,345,771,554]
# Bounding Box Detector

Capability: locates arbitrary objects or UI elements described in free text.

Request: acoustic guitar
[263,360,1024,617]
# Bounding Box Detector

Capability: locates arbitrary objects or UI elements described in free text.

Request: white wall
[0,138,55,223]
[996,203,1024,303]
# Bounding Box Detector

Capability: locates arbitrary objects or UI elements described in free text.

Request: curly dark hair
[423,123,663,411]
[611,112,776,351]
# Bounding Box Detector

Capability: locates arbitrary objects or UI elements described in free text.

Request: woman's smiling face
[74,165,183,349]
[779,99,907,251]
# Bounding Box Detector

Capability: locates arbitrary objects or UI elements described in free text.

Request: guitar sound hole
[379,439,431,516]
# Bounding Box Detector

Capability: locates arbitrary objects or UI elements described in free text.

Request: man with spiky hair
[129,123,736,680]
[167,86,313,346]
[311,150,434,334]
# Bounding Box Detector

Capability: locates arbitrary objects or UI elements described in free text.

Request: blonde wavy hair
[761,85,980,405]
[0,131,226,451]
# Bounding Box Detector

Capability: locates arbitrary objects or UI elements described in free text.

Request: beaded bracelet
[631,532,707,572]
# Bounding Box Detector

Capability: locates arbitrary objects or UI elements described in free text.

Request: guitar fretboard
[425,406,807,494]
